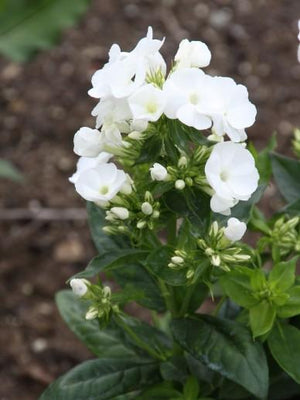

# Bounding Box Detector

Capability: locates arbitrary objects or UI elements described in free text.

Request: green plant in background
[0,0,91,62]
[39,28,300,400]
[0,158,23,181]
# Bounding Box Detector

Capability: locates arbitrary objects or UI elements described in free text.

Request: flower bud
[141,202,153,215]
[186,269,194,279]
[110,207,129,220]
[185,177,193,186]
[85,306,98,320]
[171,256,184,265]
[128,131,144,140]
[150,163,168,181]
[178,156,188,169]
[144,191,153,203]
[70,278,88,297]
[211,255,221,267]
[73,127,103,157]
[152,210,160,219]
[137,220,147,229]
[175,179,185,190]
[224,218,247,242]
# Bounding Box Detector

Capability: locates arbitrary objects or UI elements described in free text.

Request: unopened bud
[175,179,185,190]
[110,207,129,220]
[128,131,143,140]
[152,210,160,219]
[211,255,221,267]
[141,202,153,215]
[137,220,147,229]
[103,286,111,297]
[70,278,89,297]
[186,269,194,279]
[171,256,184,265]
[85,307,98,320]
[185,177,193,186]
[178,156,188,169]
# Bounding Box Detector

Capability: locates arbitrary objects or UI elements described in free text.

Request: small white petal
[224,217,247,242]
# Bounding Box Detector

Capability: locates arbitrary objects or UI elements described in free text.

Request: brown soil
[0,0,300,399]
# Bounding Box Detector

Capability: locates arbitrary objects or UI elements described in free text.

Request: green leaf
[171,316,269,399]
[277,286,300,318]
[0,0,91,62]
[270,152,300,203]
[249,134,277,184]
[218,379,251,399]
[112,263,166,312]
[136,382,182,400]
[72,249,148,279]
[269,258,297,292]
[136,134,162,164]
[146,246,188,286]
[268,321,300,384]
[56,290,136,358]
[0,159,23,182]
[160,356,189,384]
[39,358,160,400]
[249,300,276,338]
[183,375,199,400]
[220,270,257,308]
[87,202,129,253]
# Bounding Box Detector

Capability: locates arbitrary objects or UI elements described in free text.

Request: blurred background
[0,0,299,399]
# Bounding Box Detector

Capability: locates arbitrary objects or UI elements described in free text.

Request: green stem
[179,283,196,316]
[115,315,165,360]
[158,279,178,317]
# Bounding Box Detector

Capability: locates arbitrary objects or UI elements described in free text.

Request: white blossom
[88,27,165,100]
[205,142,259,215]
[150,163,168,181]
[73,127,103,157]
[175,179,186,190]
[75,163,126,204]
[202,76,257,142]
[128,84,166,122]
[224,217,247,242]
[70,279,89,297]
[69,152,113,184]
[120,173,134,195]
[164,68,212,130]
[175,39,211,69]
[91,97,132,130]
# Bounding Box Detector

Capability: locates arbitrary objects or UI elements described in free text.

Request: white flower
[141,202,153,215]
[224,217,247,241]
[70,279,89,297]
[110,207,129,220]
[164,68,212,130]
[88,27,166,100]
[150,163,168,181]
[210,194,238,216]
[75,163,126,204]
[120,173,134,195]
[205,142,259,214]
[175,39,211,69]
[203,76,257,142]
[73,127,103,157]
[91,97,132,130]
[69,152,113,184]
[128,84,166,122]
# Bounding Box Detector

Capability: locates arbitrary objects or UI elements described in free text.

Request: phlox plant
[40,28,300,400]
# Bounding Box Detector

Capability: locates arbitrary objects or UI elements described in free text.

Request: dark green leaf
[87,202,129,253]
[277,286,300,318]
[56,290,136,358]
[160,356,189,384]
[171,316,269,399]
[268,321,300,384]
[220,270,257,308]
[270,152,300,203]
[112,263,165,312]
[146,246,188,286]
[137,382,182,400]
[183,375,199,400]
[136,134,162,164]
[72,249,148,279]
[39,358,160,400]
[218,379,251,399]
[269,258,297,292]
[0,0,91,62]
[249,300,276,338]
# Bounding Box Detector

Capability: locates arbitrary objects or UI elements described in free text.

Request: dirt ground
[1,0,300,399]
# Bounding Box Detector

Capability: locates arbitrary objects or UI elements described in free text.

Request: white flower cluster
[70,27,259,217]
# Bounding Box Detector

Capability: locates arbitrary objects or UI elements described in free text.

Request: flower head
[128,84,166,122]
[150,163,168,181]
[205,142,259,214]
[73,127,103,157]
[175,39,211,69]
[75,163,127,205]
[70,278,89,297]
